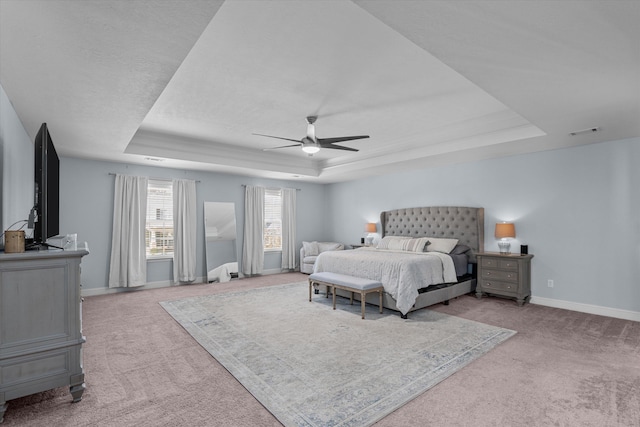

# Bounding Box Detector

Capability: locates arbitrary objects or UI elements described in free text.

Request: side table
[476,252,533,306]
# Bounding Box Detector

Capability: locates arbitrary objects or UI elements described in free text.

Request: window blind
[146,179,174,257]
[264,188,282,250]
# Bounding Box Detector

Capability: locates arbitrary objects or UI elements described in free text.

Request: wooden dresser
[0,249,88,423]
[475,252,533,306]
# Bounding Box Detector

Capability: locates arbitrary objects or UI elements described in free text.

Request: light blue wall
[1,82,330,292]
[3,81,638,313]
[326,137,640,313]
[60,157,330,291]
[0,84,33,237]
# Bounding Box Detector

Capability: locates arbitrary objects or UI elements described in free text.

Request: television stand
[0,249,89,422]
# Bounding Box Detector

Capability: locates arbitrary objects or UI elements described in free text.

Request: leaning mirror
[204,202,238,282]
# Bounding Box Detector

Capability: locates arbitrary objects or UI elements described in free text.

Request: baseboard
[81,276,207,297]
[81,269,299,297]
[530,296,640,322]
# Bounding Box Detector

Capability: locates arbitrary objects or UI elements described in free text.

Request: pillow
[376,236,411,250]
[317,242,342,253]
[376,236,428,252]
[425,237,459,254]
[450,244,471,255]
[302,241,319,256]
[388,237,430,253]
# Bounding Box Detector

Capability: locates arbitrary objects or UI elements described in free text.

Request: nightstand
[475,252,533,306]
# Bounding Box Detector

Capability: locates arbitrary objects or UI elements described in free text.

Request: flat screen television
[33,123,60,245]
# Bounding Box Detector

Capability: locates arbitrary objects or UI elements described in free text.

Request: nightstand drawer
[498,259,519,271]
[481,269,518,283]
[480,279,518,293]
[480,257,518,271]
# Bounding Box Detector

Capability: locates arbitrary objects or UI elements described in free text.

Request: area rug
[160,282,515,427]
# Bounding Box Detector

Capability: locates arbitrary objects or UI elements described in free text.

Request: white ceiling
[1,0,638,183]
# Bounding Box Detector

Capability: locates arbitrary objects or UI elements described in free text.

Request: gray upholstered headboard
[380,206,484,262]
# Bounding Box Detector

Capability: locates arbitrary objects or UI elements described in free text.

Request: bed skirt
[330,278,477,315]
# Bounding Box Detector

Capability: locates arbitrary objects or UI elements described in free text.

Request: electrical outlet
[548,279,554,288]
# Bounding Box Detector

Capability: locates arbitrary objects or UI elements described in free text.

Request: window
[264,188,282,251]
[146,179,173,257]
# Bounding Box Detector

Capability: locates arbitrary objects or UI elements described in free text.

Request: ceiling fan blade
[253,133,301,143]
[262,143,302,151]
[323,144,359,152]
[317,135,369,144]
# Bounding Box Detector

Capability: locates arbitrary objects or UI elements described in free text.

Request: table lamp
[495,222,515,254]
[365,223,377,246]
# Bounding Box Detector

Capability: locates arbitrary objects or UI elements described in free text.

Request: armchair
[300,241,344,274]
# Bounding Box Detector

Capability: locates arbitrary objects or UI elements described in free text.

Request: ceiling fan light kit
[255,116,369,155]
[301,141,320,154]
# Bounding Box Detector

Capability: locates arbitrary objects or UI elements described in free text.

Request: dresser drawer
[481,268,518,283]
[479,279,518,294]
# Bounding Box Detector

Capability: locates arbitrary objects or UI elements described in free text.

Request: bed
[313,206,484,317]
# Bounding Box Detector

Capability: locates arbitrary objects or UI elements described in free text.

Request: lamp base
[498,240,511,254]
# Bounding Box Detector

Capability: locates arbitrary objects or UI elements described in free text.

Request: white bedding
[313,247,457,315]
[207,262,238,283]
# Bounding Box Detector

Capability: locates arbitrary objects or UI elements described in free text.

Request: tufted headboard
[380,206,484,262]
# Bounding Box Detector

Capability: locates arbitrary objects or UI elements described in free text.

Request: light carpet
[160,282,515,427]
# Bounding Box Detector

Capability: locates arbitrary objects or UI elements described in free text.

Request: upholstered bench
[309,272,384,319]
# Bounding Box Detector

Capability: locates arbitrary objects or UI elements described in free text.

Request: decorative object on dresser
[476,252,533,306]
[495,222,515,254]
[299,241,344,274]
[0,249,89,423]
[364,222,377,246]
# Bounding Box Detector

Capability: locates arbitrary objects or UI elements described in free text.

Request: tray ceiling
[1,0,638,182]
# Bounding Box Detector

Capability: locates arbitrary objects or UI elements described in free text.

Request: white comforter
[207,262,238,283]
[313,247,457,315]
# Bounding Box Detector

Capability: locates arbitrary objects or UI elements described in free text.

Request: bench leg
[361,292,366,319]
[309,281,312,302]
[379,290,383,313]
[332,286,336,310]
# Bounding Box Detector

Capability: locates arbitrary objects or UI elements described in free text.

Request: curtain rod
[109,173,200,183]
[241,184,301,191]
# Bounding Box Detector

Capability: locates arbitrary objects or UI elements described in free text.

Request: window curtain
[242,185,265,275]
[173,179,197,283]
[108,174,148,288]
[281,187,297,270]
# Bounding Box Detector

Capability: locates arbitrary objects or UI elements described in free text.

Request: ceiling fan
[254,116,369,155]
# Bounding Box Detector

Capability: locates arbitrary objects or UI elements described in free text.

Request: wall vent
[569,127,600,136]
